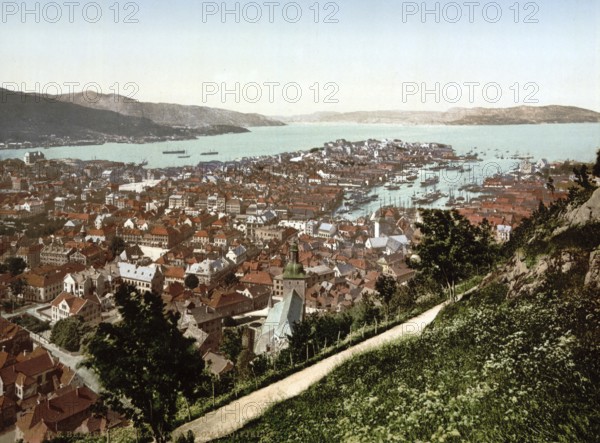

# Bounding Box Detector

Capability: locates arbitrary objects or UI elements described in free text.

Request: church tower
[282,240,308,310]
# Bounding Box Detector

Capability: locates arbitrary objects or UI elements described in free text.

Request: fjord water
[2,123,598,168]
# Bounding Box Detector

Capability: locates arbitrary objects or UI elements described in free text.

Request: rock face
[498,188,600,297]
[566,188,600,225]
[585,248,600,289]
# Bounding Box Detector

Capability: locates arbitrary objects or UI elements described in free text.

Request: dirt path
[174,300,448,442]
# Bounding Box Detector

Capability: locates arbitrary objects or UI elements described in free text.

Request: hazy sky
[2,0,599,115]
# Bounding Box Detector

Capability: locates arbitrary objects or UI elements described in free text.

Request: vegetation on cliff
[218,184,600,442]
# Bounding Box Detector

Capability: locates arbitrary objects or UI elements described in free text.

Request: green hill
[218,187,600,442]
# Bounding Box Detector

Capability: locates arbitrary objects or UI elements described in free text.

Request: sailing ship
[420,176,440,187]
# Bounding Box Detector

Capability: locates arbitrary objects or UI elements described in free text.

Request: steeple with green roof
[283,240,305,279]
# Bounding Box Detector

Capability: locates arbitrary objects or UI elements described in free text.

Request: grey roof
[255,290,304,354]
[335,263,355,276]
[389,235,409,245]
[305,265,333,276]
[367,237,388,249]
[179,304,222,326]
[266,289,304,340]
[228,245,247,256]
[119,245,145,261]
[118,262,160,283]
[187,258,231,276]
[319,223,336,233]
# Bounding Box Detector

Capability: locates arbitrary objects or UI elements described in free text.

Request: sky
[1,0,599,115]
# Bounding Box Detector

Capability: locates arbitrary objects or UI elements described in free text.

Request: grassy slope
[218,205,600,442]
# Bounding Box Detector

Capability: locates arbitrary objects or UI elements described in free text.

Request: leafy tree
[184,273,199,290]
[411,209,496,301]
[12,315,50,334]
[546,176,555,194]
[375,275,398,320]
[478,218,500,268]
[573,164,592,189]
[3,257,26,276]
[287,318,314,363]
[110,236,126,258]
[51,317,83,352]
[9,278,25,298]
[220,328,243,361]
[223,272,239,286]
[389,284,417,313]
[350,295,381,328]
[594,148,600,178]
[236,348,256,381]
[313,314,348,349]
[83,284,206,443]
[250,353,269,378]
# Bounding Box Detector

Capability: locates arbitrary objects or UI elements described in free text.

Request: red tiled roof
[164,267,185,279]
[240,271,273,286]
[18,385,97,441]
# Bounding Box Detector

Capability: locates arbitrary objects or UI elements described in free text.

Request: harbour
[1,123,597,169]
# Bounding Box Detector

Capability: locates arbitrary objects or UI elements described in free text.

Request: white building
[317,223,337,239]
[185,258,231,285]
[20,198,45,215]
[497,225,512,242]
[63,269,106,297]
[23,151,45,165]
[51,292,101,325]
[118,263,164,294]
[226,245,247,265]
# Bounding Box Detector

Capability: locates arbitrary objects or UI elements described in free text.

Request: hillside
[0,88,198,145]
[218,187,600,442]
[447,105,600,125]
[57,93,286,129]
[282,105,600,125]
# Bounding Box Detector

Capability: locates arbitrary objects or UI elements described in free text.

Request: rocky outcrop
[585,248,600,289]
[497,187,600,297]
[566,188,600,225]
[500,250,593,298]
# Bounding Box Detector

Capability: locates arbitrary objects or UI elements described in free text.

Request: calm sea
[1,123,598,168]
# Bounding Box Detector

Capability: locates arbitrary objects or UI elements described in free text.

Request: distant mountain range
[57,92,285,129]
[2,91,598,150]
[0,89,284,147]
[0,88,191,145]
[279,106,600,125]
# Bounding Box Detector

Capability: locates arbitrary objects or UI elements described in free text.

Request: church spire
[283,240,305,279]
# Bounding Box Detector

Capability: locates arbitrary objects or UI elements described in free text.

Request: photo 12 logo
[196,400,274,424]
[401,2,540,23]
[1,82,140,103]
[1,2,140,24]
[201,81,340,105]
[407,161,504,186]
[401,82,540,105]
[201,2,340,24]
